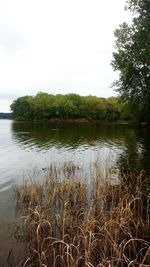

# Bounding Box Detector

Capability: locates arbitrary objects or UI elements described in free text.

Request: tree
[112,0,150,123]
[33,92,53,119]
[106,97,121,121]
[10,96,33,120]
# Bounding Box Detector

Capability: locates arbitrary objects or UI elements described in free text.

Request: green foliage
[10,93,125,121]
[10,96,34,120]
[112,0,150,123]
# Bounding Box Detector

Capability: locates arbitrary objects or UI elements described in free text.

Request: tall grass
[14,162,150,267]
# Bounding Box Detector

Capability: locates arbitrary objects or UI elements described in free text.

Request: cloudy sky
[0,0,131,112]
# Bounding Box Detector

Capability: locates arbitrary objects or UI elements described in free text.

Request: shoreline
[12,118,150,129]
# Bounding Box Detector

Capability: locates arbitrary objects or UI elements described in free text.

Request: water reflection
[117,128,150,176]
[12,121,128,150]
[11,121,150,177]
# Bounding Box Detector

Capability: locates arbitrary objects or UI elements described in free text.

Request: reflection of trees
[12,122,130,150]
[11,121,150,192]
[117,128,150,193]
[118,128,150,174]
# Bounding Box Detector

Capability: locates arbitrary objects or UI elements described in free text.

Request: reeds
[14,163,150,267]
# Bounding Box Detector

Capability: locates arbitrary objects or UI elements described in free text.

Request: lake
[0,119,150,262]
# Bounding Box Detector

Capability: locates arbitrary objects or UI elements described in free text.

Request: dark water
[0,119,150,262]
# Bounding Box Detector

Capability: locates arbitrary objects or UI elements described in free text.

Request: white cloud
[0,0,131,112]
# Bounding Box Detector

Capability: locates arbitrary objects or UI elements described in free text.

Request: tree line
[10,93,131,121]
[0,112,12,119]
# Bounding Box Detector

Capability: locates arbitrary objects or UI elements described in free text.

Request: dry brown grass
[14,163,150,267]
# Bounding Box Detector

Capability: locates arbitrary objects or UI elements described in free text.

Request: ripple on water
[0,179,14,193]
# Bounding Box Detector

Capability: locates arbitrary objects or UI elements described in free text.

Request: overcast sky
[0,0,131,112]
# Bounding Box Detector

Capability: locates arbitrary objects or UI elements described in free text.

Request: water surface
[0,119,150,261]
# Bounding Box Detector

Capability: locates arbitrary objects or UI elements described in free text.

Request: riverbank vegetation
[0,112,12,119]
[13,163,150,266]
[10,93,132,122]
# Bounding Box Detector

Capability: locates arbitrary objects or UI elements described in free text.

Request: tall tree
[112,0,150,123]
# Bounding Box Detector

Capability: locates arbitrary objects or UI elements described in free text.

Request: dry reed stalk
[13,163,150,267]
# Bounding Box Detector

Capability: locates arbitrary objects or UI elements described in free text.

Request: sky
[0,0,131,112]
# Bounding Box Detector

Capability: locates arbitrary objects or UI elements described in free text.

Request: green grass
[14,162,150,267]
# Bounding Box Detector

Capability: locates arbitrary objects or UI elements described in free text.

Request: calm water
[0,119,150,260]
